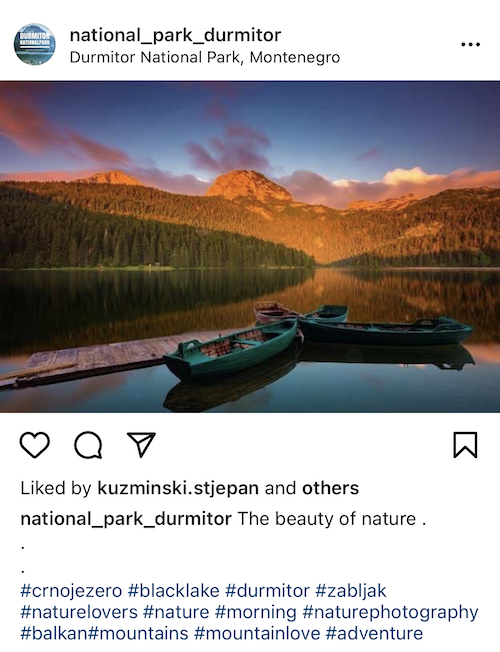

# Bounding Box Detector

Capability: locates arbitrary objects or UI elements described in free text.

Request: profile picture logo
[14,24,55,65]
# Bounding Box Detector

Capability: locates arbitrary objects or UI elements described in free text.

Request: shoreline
[0,265,310,272]
[327,266,500,272]
[1,265,499,273]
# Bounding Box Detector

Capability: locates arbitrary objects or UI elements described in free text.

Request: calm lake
[1,268,499,412]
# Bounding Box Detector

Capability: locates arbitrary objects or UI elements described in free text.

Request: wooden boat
[164,345,299,412]
[301,304,349,324]
[164,320,298,381]
[299,316,473,346]
[254,301,300,323]
[300,342,475,371]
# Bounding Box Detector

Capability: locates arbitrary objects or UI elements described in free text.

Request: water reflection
[0,268,312,356]
[300,343,475,371]
[164,343,475,412]
[1,268,499,362]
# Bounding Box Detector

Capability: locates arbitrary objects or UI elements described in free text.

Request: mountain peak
[206,170,292,202]
[78,170,143,186]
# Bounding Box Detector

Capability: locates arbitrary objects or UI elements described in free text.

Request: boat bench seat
[231,338,261,347]
[198,329,271,357]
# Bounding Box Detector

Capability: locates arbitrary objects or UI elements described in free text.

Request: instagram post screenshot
[0,1,498,649]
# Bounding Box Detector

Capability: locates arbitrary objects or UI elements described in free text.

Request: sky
[1,81,500,208]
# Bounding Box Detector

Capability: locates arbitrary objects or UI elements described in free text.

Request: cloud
[355,147,381,162]
[64,132,131,166]
[0,170,93,182]
[180,81,251,121]
[5,164,500,206]
[204,98,230,120]
[0,82,132,165]
[186,143,221,173]
[131,166,209,194]
[277,170,344,206]
[187,123,272,173]
[276,166,500,209]
[383,166,443,185]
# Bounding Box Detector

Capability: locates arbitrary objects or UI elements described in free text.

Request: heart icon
[20,432,50,459]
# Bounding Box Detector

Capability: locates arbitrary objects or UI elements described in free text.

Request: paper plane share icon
[127,433,156,458]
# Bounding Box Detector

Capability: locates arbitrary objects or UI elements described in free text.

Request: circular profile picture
[14,24,55,65]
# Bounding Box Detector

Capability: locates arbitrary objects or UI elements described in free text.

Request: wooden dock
[0,329,236,390]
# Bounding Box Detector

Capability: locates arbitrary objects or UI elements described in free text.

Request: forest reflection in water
[1,267,499,356]
[0,267,499,412]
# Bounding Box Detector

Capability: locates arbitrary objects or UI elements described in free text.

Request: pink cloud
[0,82,132,166]
[131,166,209,194]
[181,81,251,121]
[204,98,230,120]
[187,123,272,173]
[224,124,270,146]
[65,132,131,166]
[0,170,93,182]
[277,170,342,206]
[186,143,221,173]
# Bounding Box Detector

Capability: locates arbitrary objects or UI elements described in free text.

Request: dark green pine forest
[0,184,312,269]
[1,181,500,268]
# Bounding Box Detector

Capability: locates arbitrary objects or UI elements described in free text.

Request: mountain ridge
[347,193,420,212]
[1,171,499,266]
[77,170,143,186]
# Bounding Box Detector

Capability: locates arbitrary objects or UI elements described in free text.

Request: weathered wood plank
[76,346,97,370]
[26,350,58,367]
[54,348,79,366]
[142,341,169,357]
[1,329,237,389]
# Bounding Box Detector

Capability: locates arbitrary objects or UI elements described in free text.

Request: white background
[1,1,499,649]
[0,0,497,80]
[0,416,498,649]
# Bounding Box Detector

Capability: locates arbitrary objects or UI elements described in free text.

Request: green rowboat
[301,304,349,324]
[164,320,298,381]
[299,316,473,346]
[164,345,299,411]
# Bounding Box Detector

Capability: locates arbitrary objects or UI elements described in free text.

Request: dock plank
[27,350,58,367]
[2,328,237,389]
[54,348,79,366]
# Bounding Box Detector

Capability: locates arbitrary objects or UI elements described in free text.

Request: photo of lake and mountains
[0,81,499,412]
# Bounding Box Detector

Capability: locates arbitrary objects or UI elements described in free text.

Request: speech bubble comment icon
[74,432,102,459]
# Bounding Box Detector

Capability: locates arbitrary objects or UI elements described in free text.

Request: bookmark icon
[453,432,478,458]
[127,433,156,458]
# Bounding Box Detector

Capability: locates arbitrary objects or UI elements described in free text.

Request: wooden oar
[0,361,76,382]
